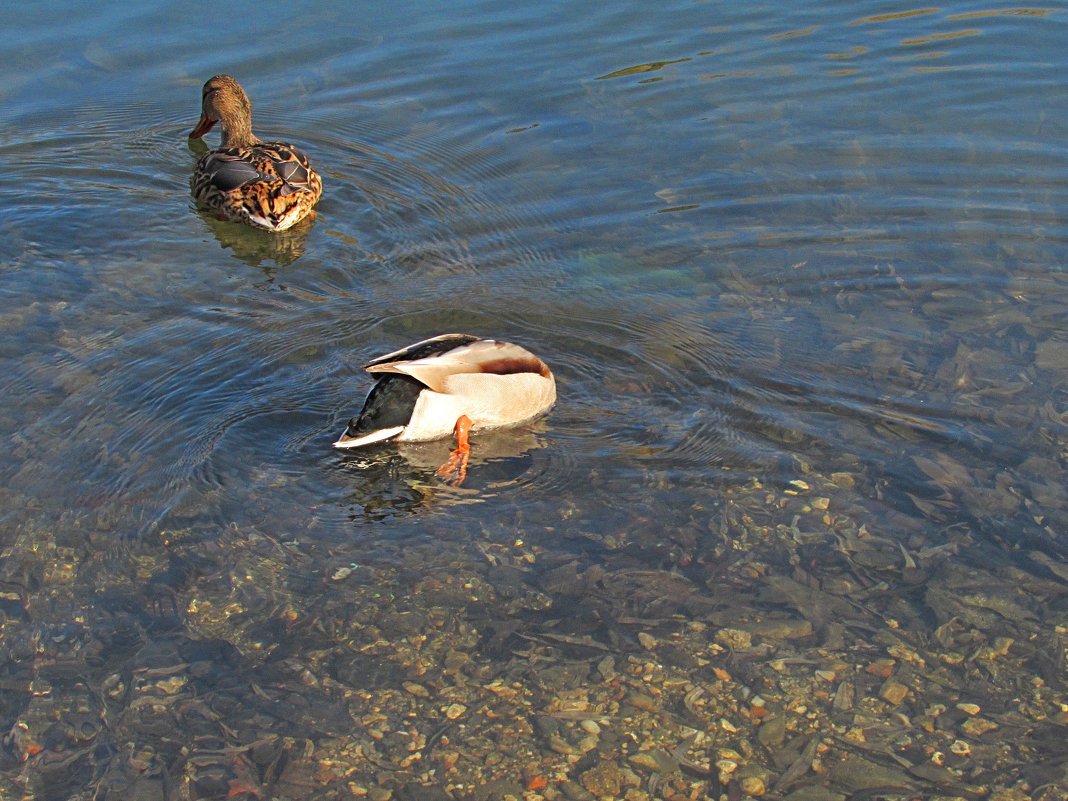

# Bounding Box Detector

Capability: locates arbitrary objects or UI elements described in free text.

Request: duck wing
[201,152,266,191]
[367,336,550,393]
[274,156,314,196]
[364,334,480,370]
[199,144,318,193]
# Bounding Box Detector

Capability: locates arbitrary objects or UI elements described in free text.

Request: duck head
[190,74,260,148]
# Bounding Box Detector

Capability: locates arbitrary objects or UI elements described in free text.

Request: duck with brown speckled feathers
[189,75,322,232]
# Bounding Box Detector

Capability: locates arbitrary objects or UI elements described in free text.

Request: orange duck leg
[435,415,473,486]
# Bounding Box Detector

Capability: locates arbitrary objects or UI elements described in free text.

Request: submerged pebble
[4,457,1066,801]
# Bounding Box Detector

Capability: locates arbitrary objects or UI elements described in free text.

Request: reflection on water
[3,0,1068,798]
[199,213,317,269]
[335,424,553,515]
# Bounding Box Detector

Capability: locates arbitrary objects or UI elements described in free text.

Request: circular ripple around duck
[296,101,569,298]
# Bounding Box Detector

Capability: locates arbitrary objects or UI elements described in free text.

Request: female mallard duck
[334,334,556,484]
[189,75,322,232]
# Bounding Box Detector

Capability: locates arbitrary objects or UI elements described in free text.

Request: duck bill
[190,114,216,139]
[333,426,405,449]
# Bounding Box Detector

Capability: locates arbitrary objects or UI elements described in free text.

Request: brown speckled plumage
[189,75,322,232]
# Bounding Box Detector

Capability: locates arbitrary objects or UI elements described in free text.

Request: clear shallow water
[3,0,1068,796]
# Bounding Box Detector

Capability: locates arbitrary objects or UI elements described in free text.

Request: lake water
[3,2,1068,799]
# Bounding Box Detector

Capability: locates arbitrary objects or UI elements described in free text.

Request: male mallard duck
[189,75,322,232]
[334,334,556,484]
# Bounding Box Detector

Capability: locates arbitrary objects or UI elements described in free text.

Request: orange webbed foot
[435,415,473,486]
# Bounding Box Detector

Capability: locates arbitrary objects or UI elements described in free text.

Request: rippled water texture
[3,1,1068,798]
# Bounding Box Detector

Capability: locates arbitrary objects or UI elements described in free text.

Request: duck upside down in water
[334,334,557,485]
[188,75,322,232]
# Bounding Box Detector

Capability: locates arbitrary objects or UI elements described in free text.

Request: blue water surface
[2,0,1068,796]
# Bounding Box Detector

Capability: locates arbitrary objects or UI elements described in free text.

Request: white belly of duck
[400,372,557,442]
